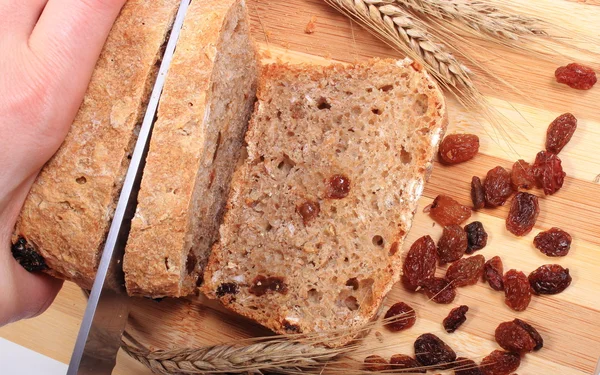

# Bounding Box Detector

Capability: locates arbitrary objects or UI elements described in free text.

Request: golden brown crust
[123,0,258,297]
[12,0,180,289]
[202,58,447,346]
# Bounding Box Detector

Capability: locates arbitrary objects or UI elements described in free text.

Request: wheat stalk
[393,0,547,40]
[325,0,479,106]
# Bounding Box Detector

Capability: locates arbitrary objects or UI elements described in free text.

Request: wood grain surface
[1,0,599,374]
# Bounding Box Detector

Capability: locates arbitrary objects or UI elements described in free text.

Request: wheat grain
[393,0,546,40]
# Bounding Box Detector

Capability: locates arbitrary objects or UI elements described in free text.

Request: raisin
[437,224,468,264]
[465,221,488,254]
[494,321,536,354]
[443,305,469,333]
[484,166,514,207]
[506,192,540,236]
[384,302,417,332]
[390,354,425,373]
[248,275,288,296]
[546,113,577,154]
[216,282,239,298]
[511,160,535,190]
[534,227,572,257]
[532,151,566,195]
[454,357,484,375]
[11,237,48,272]
[446,255,485,287]
[484,256,504,291]
[555,62,597,90]
[422,277,456,304]
[480,350,520,375]
[327,174,351,199]
[439,134,480,165]
[402,235,437,291]
[503,270,531,311]
[513,318,544,351]
[414,333,457,368]
[296,200,320,225]
[471,176,485,210]
[363,355,389,371]
[429,195,472,226]
[528,264,572,295]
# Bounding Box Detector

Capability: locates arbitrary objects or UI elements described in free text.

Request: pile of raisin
[503,270,531,311]
[528,264,572,295]
[384,302,417,332]
[437,224,468,264]
[429,195,472,226]
[443,305,469,333]
[439,134,480,165]
[534,227,572,257]
[402,235,437,291]
[483,166,514,207]
[555,62,597,90]
[506,192,540,236]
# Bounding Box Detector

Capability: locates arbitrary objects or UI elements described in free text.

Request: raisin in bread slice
[202,59,447,345]
[123,0,259,297]
[12,0,180,289]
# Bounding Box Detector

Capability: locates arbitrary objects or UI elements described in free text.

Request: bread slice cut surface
[202,59,447,344]
[123,0,259,297]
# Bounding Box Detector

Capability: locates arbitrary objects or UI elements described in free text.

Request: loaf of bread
[202,59,447,344]
[123,0,259,297]
[12,0,181,289]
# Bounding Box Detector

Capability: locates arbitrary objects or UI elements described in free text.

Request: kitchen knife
[67,1,191,373]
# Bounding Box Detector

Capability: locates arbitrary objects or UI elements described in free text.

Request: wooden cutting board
[1,0,599,374]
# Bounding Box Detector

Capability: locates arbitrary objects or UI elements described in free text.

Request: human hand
[0,0,127,325]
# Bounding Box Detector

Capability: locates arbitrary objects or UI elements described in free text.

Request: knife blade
[67,1,191,374]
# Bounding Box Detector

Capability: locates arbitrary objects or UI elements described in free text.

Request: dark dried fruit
[471,176,485,210]
[532,151,566,195]
[534,227,572,257]
[546,113,577,154]
[282,320,302,333]
[480,350,520,375]
[11,237,48,272]
[484,256,504,291]
[248,275,288,296]
[429,195,472,226]
[454,357,484,375]
[402,235,437,291]
[443,305,469,333]
[506,192,540,236]
[364,355,389,371]
[495,321,537,354]
[555,62,597,90]
[511,160,535,190]
[296,200,320,225]
[465,221,488,254]
[414,333,457,368]
[384,302,417,332]
[528,264,572,295]
[446,255,485,287]
[439,134,480,165]
[390,354,425,373]
[513,318,544,351]
[437,225,468,264]
[503,270,531,311]
[327,174,351,199]
[484,166,514,207]
[422,277,456,304]
[216,282,239,298]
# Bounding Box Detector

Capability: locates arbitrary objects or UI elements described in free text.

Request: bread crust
[12,0,180,289]
[123,0,259,297]
[202,59,447,345]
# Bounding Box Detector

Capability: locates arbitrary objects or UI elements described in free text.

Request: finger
[28,0,126,107]
[0,0,48,37]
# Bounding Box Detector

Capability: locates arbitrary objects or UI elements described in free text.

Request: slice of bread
[123,0,259,297]
[202,59,447,344]
[12,0,181,289]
